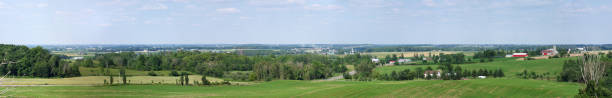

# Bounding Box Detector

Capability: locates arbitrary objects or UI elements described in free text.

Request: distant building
[398,59,411,63]
[389,60,396,64]
[478,76,486,79]
[541,46,559,56]
[422,57,432,61]
[371,58,380,63]
[424,70,442,78]
[512,53,528,57]
[72,57,84,60]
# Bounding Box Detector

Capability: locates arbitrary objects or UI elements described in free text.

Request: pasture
[2,79,580,97]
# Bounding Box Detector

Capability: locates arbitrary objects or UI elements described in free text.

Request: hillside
[3,79,580,98]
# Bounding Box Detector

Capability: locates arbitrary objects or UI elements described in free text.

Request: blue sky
[0,0,611,44]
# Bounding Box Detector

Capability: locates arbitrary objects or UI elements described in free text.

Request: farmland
[2,79,580,98]
[375,57,575,77]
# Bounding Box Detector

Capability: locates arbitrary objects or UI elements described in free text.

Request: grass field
[2,79,580,97]
[375,57,576,77]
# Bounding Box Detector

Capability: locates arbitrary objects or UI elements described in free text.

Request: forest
[0,44,80,77]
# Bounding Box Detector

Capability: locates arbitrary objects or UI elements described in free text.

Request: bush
[343,73,352,80]
[169,70,180,76]
[148,71,158,76]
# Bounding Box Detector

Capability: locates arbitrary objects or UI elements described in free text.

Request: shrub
[148,71,158,76]
[169,70,180,76]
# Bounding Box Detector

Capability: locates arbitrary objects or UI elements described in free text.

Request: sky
[0,0,611,45]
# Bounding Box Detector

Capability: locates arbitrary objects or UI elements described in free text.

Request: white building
[371,58,380,63]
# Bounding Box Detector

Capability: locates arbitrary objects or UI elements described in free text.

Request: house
[512,53,528,57]
[541,46,559,56]
[389,60,396,64]
[424,70,442,78]
[371,58,380,63]
[398,59,411,63]
[422,57,433,61]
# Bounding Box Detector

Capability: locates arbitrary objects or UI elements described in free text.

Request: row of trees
[0,45,80,77]
[82,51,367,81]
[250,54,362,81]
[376,65,505,81]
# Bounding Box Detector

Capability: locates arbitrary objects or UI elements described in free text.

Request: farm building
[398,59,411,63]
[424,70,441,78]
[541,46,559,56]
[389,60,396,64]
[371,58,380,63]
[511,53,528,57]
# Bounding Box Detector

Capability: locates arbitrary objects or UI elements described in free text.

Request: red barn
[512,53,528,57]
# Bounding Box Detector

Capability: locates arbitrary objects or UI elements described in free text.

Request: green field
[2,79,580,97]
[0,57,585,97]
[375,57,575,77]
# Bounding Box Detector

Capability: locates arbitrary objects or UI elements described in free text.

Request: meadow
[2,78,580,98]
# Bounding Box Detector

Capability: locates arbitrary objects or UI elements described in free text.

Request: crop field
[2,79,580,98]
[79,67,193,76]
[375,57,575,77]
[0,76,234,85]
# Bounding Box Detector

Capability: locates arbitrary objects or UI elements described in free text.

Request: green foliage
[120,67,127,84]
[169,70,180,76]
[201,76,210,85]
[147,71,158,76]
[355,60,375,81]
[0,44,80,77]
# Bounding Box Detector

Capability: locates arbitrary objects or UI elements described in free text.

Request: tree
[183,72,190,85]
[390,71,398,80]
[201,75,210,85]
[179,75,184,85]
[109,74,114,85]
[169,70,180,76]
[120,67,127,84]
[578,54,607,97]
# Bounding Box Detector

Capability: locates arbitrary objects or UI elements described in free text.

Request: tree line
[78,51,369,81]
[0,44,80,77]
[376,64,505,81]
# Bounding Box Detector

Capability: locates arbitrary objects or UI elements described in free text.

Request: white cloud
[140,3,168,10]
[422,0,435,7]
[36,3,48,8]
[304,4,342,10]
[0,1,6,8]
[216,8,240,13]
